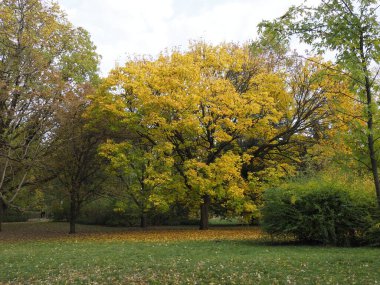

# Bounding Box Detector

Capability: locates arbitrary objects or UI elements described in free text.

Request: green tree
[99,140,175,228]
[0,0,99,231]
[259,0,380,207]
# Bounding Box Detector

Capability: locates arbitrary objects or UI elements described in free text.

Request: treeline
[1,0,380,241]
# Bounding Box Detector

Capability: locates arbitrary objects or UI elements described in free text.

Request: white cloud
[57,0,317,76]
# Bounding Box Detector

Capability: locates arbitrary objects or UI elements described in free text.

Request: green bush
[78,199,194,227]
[364,221,380,246]
[3,208,29,222]
[261,176,377,246]
[49,197,195,227]
[77,199,138,226]
[50,200,69,221]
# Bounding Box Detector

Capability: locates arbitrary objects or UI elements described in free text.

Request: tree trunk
[367,108,380,208]
[69,191,77,234]
[199,194,210,230]
[140,213,147,228]
[360,36,380,209]
[363,75,380,208]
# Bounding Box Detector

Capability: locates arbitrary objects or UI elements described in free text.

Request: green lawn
[0,223,379,284]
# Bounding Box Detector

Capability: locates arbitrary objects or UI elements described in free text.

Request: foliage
[1,0,371,232]
[262,173,377,246]
[46,90,106,233]
[50,200,69,222]
[77,199,138,227]
[365,222,380,246]
[2,208,28,223]
[259,0,380,207]
[0,0,100,231]
[89,42,351,228]
[73,197,199,227]
[99,140,177,227]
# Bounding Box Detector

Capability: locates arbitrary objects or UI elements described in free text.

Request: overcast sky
[57,0,319,76]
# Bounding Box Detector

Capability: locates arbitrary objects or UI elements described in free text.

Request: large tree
[0,0,99,231]
[91,42,348,229]
[259,0,380,207]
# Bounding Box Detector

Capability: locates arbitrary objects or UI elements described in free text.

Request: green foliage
[3,208,28,222]
[75,198,197,227]
[262,174,377,246]
[77,199,138,227]
[0,0,100,228]
[365,220,380,246]
[50,200,69,222]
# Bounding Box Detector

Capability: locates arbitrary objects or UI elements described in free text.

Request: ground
[0,222,379,284]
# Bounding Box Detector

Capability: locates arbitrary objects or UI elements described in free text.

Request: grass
[0,222,379,284]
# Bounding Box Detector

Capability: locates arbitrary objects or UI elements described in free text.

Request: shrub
[77,199,139,227]
[50,200,69,221]
[261,176,377,246]
[78,199,194,227]
[3,208,29,222]
[365,222,380,246]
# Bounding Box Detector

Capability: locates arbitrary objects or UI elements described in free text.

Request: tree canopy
[88,42,353,229]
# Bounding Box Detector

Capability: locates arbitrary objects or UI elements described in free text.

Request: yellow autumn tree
[245,56,359,187]
[89,42,355,229]
[99,139,177,228]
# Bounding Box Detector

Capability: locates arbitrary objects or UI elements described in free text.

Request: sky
[57,0,319,76]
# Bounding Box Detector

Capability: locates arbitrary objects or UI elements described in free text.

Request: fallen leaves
[0,222,268,243]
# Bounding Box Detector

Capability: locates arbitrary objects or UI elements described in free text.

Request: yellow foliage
[88,42,358,219]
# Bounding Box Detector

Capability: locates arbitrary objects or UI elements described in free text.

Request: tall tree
[47,89,105,234]
[0,0,99,231]
[91,42,347,229]
[259,0,380,207]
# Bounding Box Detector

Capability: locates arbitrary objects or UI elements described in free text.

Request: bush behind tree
[2,208,29,223]
[50,197,197,227]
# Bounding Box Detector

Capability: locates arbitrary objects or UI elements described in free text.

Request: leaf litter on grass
[0,222,273,243]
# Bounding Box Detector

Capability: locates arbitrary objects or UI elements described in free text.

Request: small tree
[99,140,175,228]
[47,90,105,234]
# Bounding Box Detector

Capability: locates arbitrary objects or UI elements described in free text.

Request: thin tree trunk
[69,191,76,234]
[360,33,380,208]
[199,194,210,230]
[365,78,380,208]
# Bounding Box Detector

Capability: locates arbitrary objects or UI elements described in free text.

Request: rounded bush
[261,178,377,246]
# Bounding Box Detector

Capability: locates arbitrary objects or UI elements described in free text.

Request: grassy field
[0,222,379,284]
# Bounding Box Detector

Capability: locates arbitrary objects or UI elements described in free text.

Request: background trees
[259,0,380,207]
